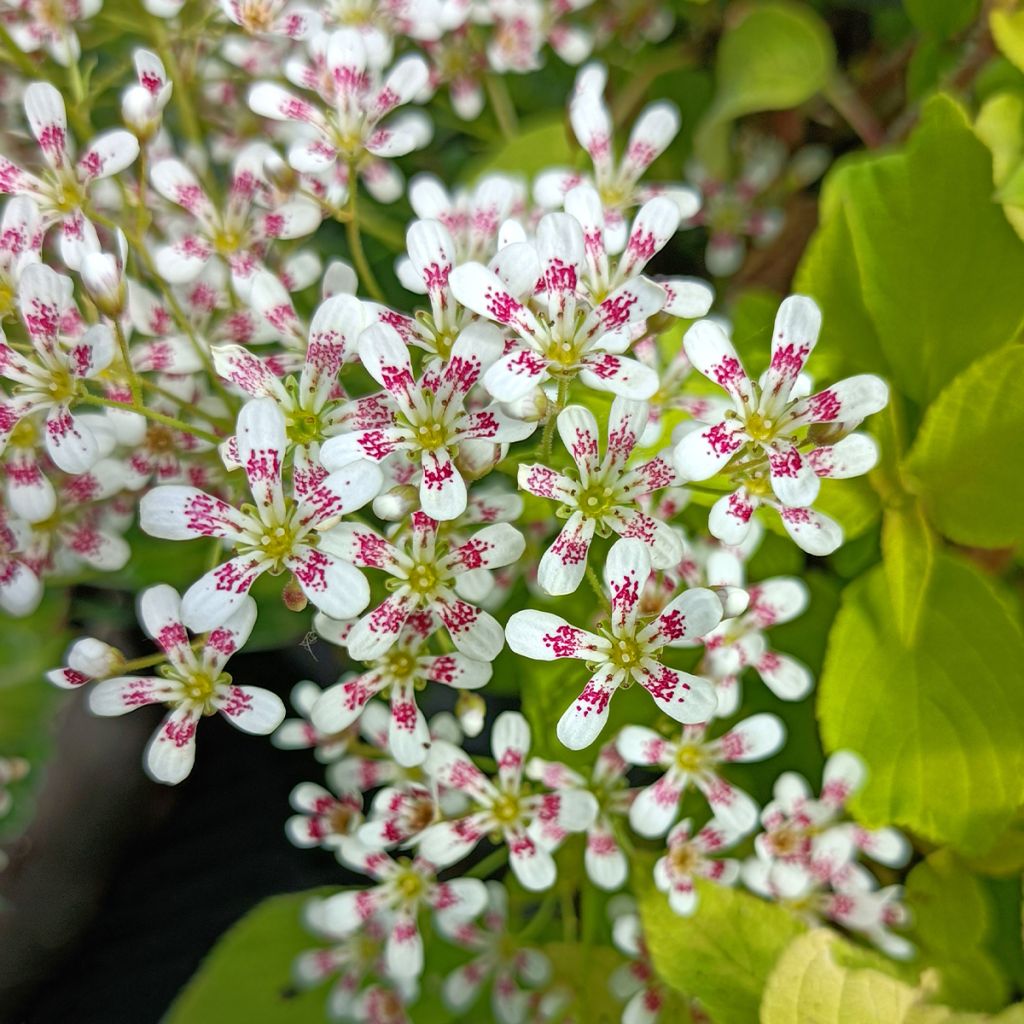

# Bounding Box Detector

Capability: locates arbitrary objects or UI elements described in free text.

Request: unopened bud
[502,388,548,423]
[713,585,750,619]
[373,484,419,521]
[808,420,856,446]
[82,251,125,316]
[283,576,309,612]
[0,757,29,785]
[456,439,501,480]
[455,691,485,737]
[122,86,159,141]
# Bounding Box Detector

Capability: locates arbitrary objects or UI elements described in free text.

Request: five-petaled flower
[672,296,887,555]
[418,711,598,891]
[87,584,285,784]
[140,397,382,631]
[616,713,785,835]
[320,511,523,662]
[507,538,722,750]
[518,397,682,595]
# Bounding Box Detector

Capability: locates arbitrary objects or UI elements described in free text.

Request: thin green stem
[149,16,205,160]
[516,892,558,942]
[345,179,387,303]
[114,319,142,406]
[0,25,41,80]
[485,75,519,140]
[823,72,884,149]
[467,845,509,880]
[560,884,578,942]
[684,482,732,497]
[79,394,222,444]
[585,565,605,604]
[139,377,232,430]
[540,378,571,460]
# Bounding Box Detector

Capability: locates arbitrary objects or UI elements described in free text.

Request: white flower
[319,320,534,521]
[0,84,138,266]
[526,741,635,891]
[672,296,888,555]
[319,512,523,661]
[755,750,910,875]
[617,713,786,835]
[272,679,357,761]
[449,211,665,403]
[286,779,364,854]
[418,711,598,891]
[654,817,743,917]
[150,145,321,296]
[518,397,681,595]
[319,845,487,980]
[0,508,43,616]
[310,612,491,767]
[88,585,285,784]
[698,575,814,716]
[506,538,721,750]
[534,63,695,251]
[1,264,115,474]
[743,857,913,959]
[140,397,382,631]
[249,28,431,202]
[121,50,173,142]
[438,881,551,1024]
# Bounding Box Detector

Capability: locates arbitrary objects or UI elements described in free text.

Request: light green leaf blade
[904,345,1024,548]
[817,552,1024,854]
[760,929,918,1023]
[637,876,805,1023]
[695,1,835,171]
[796,94,1024,406]
[164,889,334,1024]
[905,850,1010,1012]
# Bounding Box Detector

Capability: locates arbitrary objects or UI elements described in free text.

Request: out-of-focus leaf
[637,875,805,1023]
[992,7,1024,74]
[164,889,336,1024]
[761,929,917,1022]
[905,851,1010,1012]
[695,1,835,172]
[905,0,979,39]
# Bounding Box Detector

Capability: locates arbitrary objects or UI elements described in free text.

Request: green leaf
[905,0,979,39]
[795,94,1024,406]
[818,552,1024,854]
[905,850,1010,1012]
[881,501,936,643]
[760,929,918,1022]
[907,1004,1024,1024]
[992,8,1024,74]
[463,115,576,181]
[637,876,805,1023]
[164,889,334,1024]
[904,344,1024,548]
[695,1,835,171]
[975,90,1024,239]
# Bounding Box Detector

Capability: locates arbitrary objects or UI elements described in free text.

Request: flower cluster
[0,5,914,1021]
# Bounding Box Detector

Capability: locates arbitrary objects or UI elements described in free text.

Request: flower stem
[114,319,143,406]
[516,891,558,941]
[345,178,387,304]
[467,845,509,880]
[79,393,222,445]
[823,72,885,149]
[485,75,518,140]
[540,378,570,459]
[585,565,605,604]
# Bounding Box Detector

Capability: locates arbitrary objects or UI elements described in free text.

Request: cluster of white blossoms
[0,3,910,1020]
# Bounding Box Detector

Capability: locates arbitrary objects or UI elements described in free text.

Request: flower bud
[807,419,857,446]
[373,484,419,521]
[455,691,485,738]
[456,439,502,480]
[713,585,750,619]
[81,251,125,316]
[501,388,548,423]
